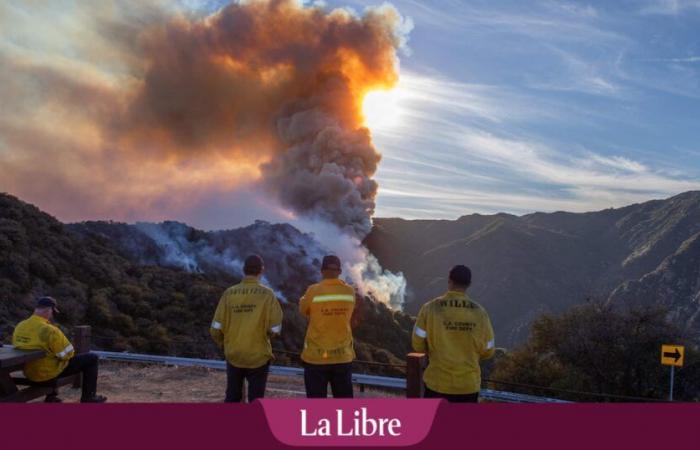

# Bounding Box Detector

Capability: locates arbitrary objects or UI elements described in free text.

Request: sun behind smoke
[362,88,404,130]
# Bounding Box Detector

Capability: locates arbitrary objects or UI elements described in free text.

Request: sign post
[660,344,684,401]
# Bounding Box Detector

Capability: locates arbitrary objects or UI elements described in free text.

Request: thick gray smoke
[264,78,379,237]
[100,0,408,239]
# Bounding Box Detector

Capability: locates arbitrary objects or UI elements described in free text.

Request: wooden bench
[0,347,79,402]
[0,326,91,402]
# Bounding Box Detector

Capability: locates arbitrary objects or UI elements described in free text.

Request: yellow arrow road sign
[661,345,684,367]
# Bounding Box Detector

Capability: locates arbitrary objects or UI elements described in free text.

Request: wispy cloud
[527,47,623,97]
[342,0,626,43]
[372,68,700,219]
[385,72,565,125]
[643,56,700,63]
[638,0,700,15]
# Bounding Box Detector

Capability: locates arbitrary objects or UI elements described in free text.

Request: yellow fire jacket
[210,276,283,369]
[299,278,356,365]
[412,291,495,395]
[12,315,75,382]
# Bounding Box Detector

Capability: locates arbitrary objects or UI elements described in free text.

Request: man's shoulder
[415,298,436,318]
[260,284,276,298]
[41,321,63,337]
[224,281,273,294]
[15,317,57,332]
[14,317,31,330]
[422,294,485,311]
[335,279,355,294]
[18,318,62,341]
[423,295,444,309]
[305,282,323,294]
[464,295,488,313]
[305,279,355,298]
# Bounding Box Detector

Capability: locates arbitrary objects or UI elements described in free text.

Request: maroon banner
[0,401,698,449]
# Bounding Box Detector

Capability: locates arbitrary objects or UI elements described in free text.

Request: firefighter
[12,296,107,403]
[412,265,495,402]
[299,255,356,398]
[210,254,283,403]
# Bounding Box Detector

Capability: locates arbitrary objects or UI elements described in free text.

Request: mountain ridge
[365,191,700,345]
[3,190,699,353]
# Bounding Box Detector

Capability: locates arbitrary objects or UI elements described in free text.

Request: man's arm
[479,311,496,360]
[350,292,364,329]
[412,306,428,353]
[299,287,313,318]
[209,293,227,348]
[268,294,283,335]
[48,327,75,361]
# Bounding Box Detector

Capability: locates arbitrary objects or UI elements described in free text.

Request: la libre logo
[300,407,402,437]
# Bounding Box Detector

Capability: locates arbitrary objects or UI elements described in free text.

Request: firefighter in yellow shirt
[299,255,356,398]
[412,265,495,402]
[12,297,107,403]
[210,255,283,403]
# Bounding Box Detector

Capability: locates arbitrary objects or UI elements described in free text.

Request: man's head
[321,255,342,279]
[34,296,59,320]
[243,254,264,277]
[448,265,472,292]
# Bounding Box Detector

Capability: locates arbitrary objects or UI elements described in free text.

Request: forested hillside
[0,194,412,373]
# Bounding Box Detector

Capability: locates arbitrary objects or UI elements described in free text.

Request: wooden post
[72,326,91,388]
[406,353,427,398]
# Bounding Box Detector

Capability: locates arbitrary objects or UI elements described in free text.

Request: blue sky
[333,0,700,218]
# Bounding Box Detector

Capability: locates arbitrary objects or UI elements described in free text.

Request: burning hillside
[0,0,411,308]
[0,193,414,369]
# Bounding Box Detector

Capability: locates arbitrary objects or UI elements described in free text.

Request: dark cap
[36,296,60,313]
[449,265,472,287]
[243,254,264,275]
[321,255,342,271]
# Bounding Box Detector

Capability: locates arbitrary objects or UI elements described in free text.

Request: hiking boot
[80,395,108,403]
[44,393,63,403]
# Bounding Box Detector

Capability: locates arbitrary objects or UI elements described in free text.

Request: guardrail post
[406,353,427,398]
[72,326,91,388]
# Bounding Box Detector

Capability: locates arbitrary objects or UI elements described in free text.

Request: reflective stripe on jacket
[210,276,283,369]
[299,278,356,365]
[12,315,75,382]
[412,291,495,395]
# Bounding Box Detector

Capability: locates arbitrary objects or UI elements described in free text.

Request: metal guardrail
[480,389,568,404]
[92,351,569,403]
[92,351,407,389]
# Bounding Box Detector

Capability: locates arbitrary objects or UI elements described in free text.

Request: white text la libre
[300,407,402,437]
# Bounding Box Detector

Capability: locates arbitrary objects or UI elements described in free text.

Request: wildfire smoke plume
[0,0,410,305]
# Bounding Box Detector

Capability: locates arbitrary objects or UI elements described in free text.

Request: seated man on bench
[12,297,107,403]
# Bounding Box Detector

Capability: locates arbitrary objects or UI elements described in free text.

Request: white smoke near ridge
[291,218,407,308]
[86,221,329,303]
[75,218,405,308]
[135,223,201,272]
[192,243,287,302]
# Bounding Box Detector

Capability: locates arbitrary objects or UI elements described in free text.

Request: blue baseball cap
[36,296,60,313]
